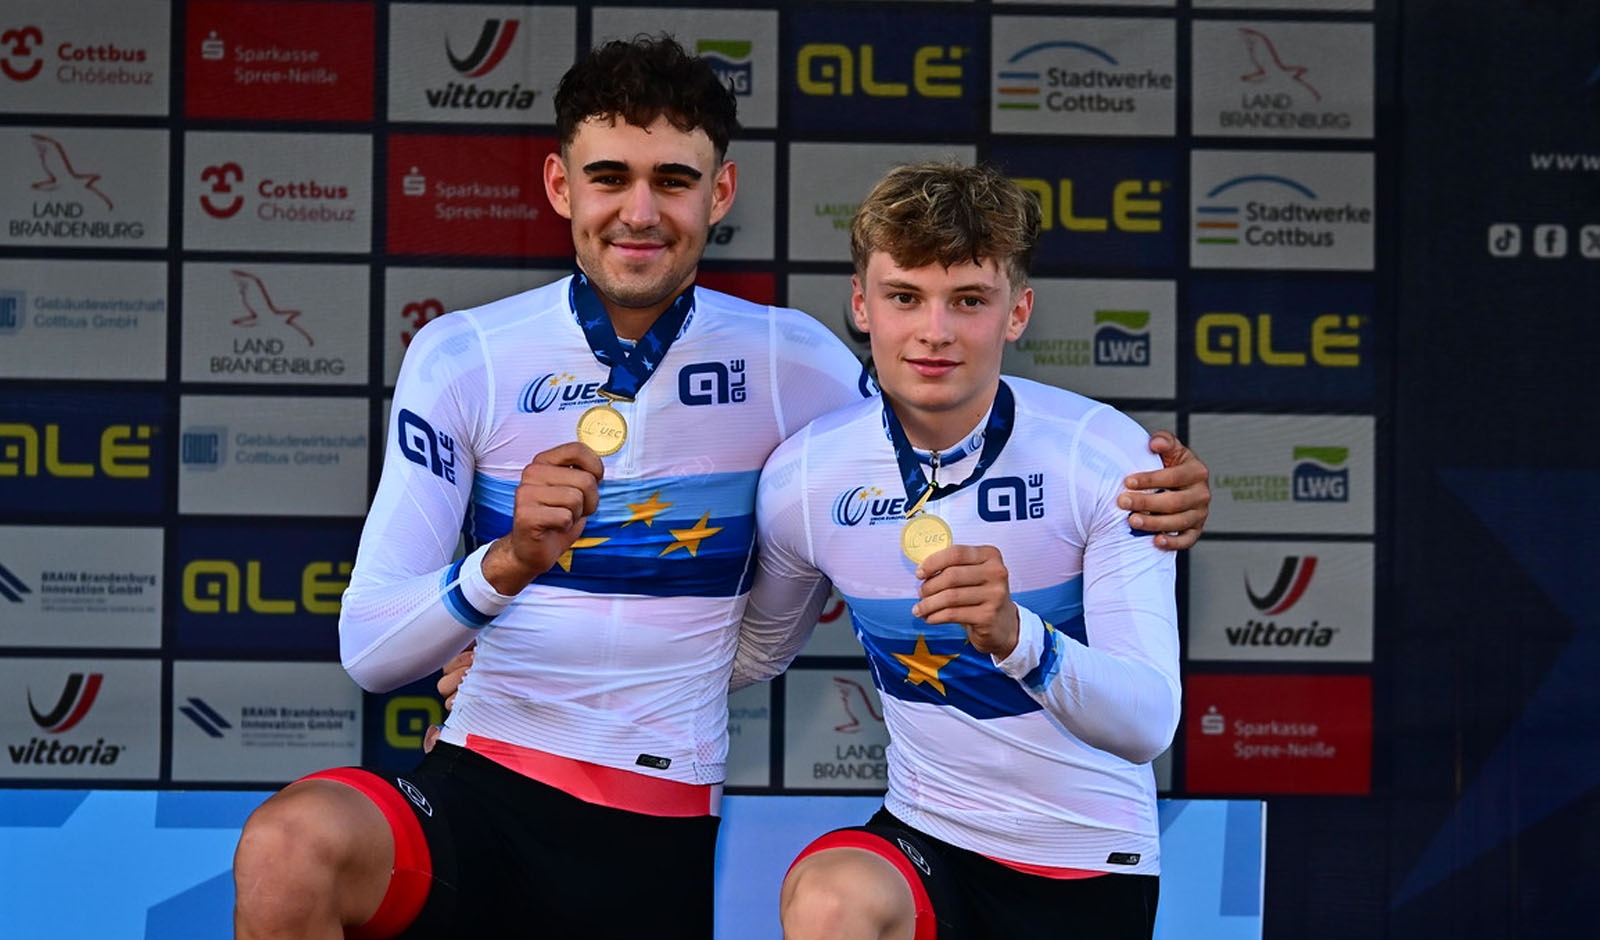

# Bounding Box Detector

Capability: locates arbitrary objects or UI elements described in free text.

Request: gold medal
[576,403,627,456]
[901,513,952,565]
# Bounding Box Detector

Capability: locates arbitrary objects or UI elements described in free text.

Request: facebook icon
[1533,224,1568,259]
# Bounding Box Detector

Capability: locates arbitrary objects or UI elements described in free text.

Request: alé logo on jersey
[977,474,1045,522]
[1225,555,1339,648]
[832,475,1045,527]
[397,408,458,484]
[426,19,536,112]
[1293,447,1347,502]
[10,672,124,766]
[679,359,747,406]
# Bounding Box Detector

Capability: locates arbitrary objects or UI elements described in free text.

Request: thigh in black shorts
[854,807,1159,940]
[344,741,721,940]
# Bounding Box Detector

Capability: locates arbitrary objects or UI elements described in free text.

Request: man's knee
[781,848,916,940]
[234,779,395,929]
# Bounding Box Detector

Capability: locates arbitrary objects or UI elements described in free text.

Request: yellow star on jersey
[893,634,960,696]
[556,536,609,572]
[624,491,673,527]
[659,511,723,557]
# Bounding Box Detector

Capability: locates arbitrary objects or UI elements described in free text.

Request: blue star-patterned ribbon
[569,271,695,401]
[882,380,1016,514]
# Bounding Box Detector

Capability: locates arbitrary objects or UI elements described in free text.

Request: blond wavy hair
[849,160,1041,290]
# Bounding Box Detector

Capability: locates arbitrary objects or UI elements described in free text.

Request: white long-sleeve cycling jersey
[339,275,866,787]
[738,377,1179,873]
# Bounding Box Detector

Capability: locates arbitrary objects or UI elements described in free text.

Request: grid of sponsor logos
[0,0,1385,795]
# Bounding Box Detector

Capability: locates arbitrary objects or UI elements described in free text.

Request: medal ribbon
[883,380,1016,517]
[569,271,695,401]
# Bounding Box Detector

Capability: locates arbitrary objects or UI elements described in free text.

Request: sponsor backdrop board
[48,2,1600,938]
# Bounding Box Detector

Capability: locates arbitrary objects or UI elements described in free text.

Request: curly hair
[554,34,741,159]
[850,161,1041,290]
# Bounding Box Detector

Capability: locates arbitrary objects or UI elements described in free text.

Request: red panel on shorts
[789,829,939,940]
[304,767,433,940]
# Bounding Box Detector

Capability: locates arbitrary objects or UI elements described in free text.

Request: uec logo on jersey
[831,486,908,527]
[398,409,457,484]
[517,373,603,414]
[679,360,747,406]
[978,475,1046,522]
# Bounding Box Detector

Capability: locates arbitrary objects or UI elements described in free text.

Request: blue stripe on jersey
[860,628,1040,719]
[464,471,759,598]
[845,579,1085,719]
[441,557,494,628]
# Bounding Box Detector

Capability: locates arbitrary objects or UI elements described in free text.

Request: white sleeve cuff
[455,541,519,627]
[994,604,1048,678]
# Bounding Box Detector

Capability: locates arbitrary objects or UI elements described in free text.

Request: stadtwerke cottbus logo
[990,18,1177,137]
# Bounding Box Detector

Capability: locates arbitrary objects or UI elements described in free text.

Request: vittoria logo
[29,672,102,733]
[448,20,518,77]
[424,19,535,111]
[1246,555,1317,615]
[9,671,125,767]
[1,26,44,82]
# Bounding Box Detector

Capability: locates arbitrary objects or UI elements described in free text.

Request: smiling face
[852,252,1032,450]
[544,114,736,336]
